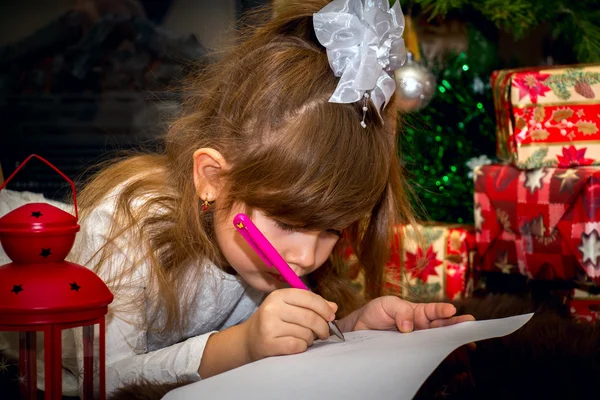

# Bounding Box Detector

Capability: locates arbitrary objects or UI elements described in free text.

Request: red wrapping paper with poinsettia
[492,64,600,169]
[343,224,477,301]
[474,163,600,281]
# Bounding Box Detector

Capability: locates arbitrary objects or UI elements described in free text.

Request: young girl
[8,0,474,396]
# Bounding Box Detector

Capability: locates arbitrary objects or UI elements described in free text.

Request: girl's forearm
[198,322,251,378]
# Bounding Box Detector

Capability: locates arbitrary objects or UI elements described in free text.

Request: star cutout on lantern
[30,211,42,218]
[39,248,52,258]
[554,169,580,193]
[69,282,81,292]
[11,284,23,294]
[405,245,442,282]
[578,230,600,270]
[494,251,515,274]
[474,205,484,231]
[524,168,547,194]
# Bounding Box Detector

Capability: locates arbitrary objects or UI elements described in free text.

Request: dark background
[0,0,269,201]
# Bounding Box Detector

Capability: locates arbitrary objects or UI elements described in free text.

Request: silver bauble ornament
[394,53,437,112]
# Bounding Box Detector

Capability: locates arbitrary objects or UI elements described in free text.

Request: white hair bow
[313,0,406,117]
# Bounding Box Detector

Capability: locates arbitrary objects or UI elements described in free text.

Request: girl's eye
[275,220,342,237]
[325,229,343,238]
[275,220,297,232]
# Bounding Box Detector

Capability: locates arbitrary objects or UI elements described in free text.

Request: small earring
[201,194,212,212]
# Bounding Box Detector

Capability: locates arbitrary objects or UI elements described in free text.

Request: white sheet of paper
[163,313,533,400]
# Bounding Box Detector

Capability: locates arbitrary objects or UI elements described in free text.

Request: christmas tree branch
[554,9,600,63]
[404,0,599,63]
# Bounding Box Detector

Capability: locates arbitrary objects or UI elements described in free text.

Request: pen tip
[328,321,345,342]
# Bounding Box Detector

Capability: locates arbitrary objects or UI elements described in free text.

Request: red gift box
[474,164,600,281]
[492,64,600,169]
[344,223,477,301]
[568,288,600,323]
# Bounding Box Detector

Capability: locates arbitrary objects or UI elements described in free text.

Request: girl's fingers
[273,322,316,346]
[279,305,331,340]
[381,296,416,333]
[428,314,475,329]
[411,306,430,330]
[422,303,457,322]
[276,289,337,323]
[407,302,445,330]
[327,301,338,313]
[270,336,310,356]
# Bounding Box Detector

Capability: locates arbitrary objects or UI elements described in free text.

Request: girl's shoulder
[72,170,169,269]
[69,182,159,285]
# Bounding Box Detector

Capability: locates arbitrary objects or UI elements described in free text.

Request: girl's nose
[282,231,319,272]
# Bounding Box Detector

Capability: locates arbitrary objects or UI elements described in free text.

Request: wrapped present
[492,64,600,169]
[343,223,477,301]
[568,288,600,324]
[474,163,600,281]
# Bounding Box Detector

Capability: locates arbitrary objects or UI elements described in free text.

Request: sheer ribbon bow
[313,0,406,116]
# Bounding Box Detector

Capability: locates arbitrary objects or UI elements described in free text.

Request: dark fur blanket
[107,294,599,399]
[416,294,600,399]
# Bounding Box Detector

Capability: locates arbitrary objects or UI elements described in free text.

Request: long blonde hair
[77,0,416,334]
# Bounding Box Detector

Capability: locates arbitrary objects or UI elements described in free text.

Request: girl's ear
[192,148,228,201]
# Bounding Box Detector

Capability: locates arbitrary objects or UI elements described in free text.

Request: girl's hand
[241,289,338,361]
[344,295,475,333]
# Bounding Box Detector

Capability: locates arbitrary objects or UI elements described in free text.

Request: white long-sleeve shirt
[0,189,264,396]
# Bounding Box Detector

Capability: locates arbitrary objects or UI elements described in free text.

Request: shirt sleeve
[94,317,215,393]
[69,200,215,396]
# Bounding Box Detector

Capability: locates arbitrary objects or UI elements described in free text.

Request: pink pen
[233,213,345,341]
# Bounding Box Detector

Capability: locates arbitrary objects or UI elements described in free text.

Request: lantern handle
[0,154,79,221]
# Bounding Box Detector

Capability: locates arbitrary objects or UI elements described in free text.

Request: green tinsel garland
[399,27,498,224]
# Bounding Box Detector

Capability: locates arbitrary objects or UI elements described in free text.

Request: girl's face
[213,204,341,292]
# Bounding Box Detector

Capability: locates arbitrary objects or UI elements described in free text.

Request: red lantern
[0,155,113,400]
